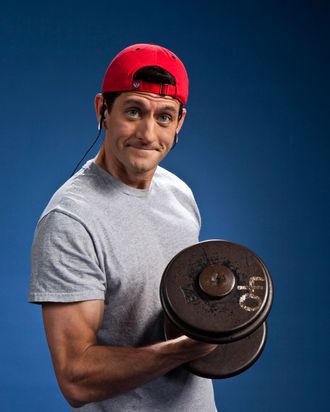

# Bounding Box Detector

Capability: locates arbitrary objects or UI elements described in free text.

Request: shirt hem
[28,290,105,304]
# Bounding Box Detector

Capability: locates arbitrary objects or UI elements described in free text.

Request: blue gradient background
[1,1,329,411]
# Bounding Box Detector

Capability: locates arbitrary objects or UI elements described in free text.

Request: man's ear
[94,93,106,128]
[177,108,187,134]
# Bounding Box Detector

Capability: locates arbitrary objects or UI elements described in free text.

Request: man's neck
[94,151,155,189]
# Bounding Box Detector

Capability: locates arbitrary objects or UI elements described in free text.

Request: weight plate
[160,240,273,343]
[164,317,267,379]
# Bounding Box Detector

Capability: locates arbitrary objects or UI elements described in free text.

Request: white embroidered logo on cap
[133,81,140,88]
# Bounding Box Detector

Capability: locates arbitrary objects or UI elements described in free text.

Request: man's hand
[168,335,218,363]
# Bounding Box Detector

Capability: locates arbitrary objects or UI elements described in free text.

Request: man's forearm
[42,301,216,407]
[59,337,215,407]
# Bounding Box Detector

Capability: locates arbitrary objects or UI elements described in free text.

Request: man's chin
[129,163,157,175]
[126,155,161,174]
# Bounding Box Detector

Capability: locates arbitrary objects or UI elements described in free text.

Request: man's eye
[159,114,171,123]
[127,109,139,118]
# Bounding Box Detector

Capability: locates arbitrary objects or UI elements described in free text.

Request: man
[29,43,218,411]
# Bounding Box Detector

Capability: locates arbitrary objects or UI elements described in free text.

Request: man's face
[99,91,186,187]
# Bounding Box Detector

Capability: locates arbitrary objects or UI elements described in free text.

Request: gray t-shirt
[29,160,216,411]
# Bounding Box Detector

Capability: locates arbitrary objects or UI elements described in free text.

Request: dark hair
[133,66,176,85]
[102,66,183,120]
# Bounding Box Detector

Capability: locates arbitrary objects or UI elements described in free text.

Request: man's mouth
[128,144,158,152]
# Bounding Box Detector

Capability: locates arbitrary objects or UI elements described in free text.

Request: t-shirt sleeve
[29,210,106,303]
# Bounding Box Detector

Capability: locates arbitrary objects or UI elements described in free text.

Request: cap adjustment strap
[131,80,177,99]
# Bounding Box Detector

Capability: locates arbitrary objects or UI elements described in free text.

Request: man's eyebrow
[123,99,178,114]
[158,105,178,114]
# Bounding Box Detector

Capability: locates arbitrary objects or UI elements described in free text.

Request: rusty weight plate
[160,240,273,343]
[164,317,267,379]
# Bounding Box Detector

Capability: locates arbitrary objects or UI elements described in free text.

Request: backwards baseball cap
[102,43,189,105]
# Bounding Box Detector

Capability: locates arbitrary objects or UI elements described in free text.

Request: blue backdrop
[1,1,329,411]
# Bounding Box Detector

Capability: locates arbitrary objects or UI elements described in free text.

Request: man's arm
[42,300,217,408]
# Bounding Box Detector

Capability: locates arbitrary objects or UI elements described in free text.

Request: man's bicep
[42,300,104,373]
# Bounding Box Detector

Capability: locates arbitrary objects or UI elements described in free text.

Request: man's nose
[136,118,155,144]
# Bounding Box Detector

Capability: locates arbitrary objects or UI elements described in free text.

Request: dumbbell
[159,240,273,378]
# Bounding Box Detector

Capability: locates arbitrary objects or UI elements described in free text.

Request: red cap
[102,44,189,105]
